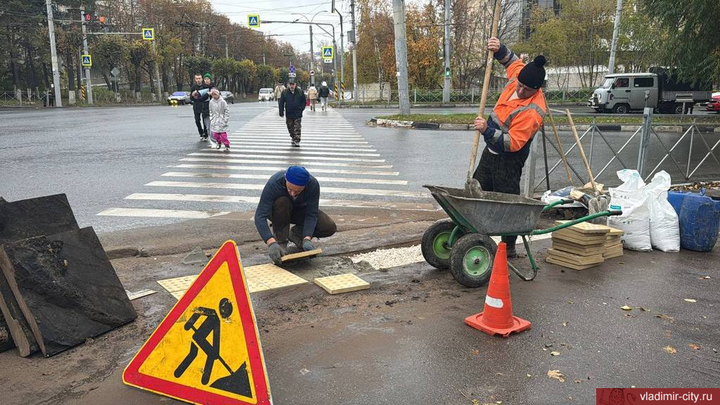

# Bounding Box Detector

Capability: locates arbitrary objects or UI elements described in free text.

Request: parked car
[220,91,234,104]
[167,91,191,105]
[706,94,720,113]
[258,88,274,101]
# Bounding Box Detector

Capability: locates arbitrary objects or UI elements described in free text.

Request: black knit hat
[518,55,547,89]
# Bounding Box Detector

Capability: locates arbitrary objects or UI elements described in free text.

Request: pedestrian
[318,81,330,111]
[473,37,547,259]
[201,73,214,146]
[209,88,230,151]
[278,78,307,147]
[273,82,285,101]
[307,84,318,112]
[190,73,209,141]
[254,166,337,265]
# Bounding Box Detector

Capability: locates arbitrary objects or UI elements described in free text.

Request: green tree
[95,35,129,90]
[235,59,257,97]
[128,40,151,95]
[185,56,213,87]
[256,64,275,88]
[639,0,720,85]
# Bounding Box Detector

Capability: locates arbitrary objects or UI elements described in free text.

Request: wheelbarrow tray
[424,185,547,235]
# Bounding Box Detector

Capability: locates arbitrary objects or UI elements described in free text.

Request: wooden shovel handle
[565,109,598,194]
[467,0,503,182]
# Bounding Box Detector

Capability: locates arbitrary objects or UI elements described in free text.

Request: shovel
[465,0,503,196]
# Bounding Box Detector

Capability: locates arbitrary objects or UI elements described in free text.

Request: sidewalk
[2,208,718,405]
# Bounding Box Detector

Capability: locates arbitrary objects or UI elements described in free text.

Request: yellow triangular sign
[123,240,271,404]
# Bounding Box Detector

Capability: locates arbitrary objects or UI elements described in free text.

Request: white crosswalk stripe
[161,172,408,185]
[99,108,437,220]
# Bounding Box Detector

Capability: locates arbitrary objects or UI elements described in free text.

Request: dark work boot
[288,226,304,250]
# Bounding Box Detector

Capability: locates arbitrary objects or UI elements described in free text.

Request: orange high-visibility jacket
[485,59,547,153]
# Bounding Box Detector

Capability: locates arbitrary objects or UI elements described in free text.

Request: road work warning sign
[123,240,271,405]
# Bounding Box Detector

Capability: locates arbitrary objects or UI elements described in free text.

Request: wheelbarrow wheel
[421,220,460,269]
[449,233,497,288]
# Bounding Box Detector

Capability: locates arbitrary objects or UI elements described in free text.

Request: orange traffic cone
[465,242,531,337]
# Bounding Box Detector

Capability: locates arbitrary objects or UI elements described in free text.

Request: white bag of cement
[607,170,652,251]
[644,171,680,252]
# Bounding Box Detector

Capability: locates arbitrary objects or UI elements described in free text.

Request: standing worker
[318,81,330,112]
[473,37,547,258]
[254,166,337,264]
[278,78,307,147]
[307,84,318,112]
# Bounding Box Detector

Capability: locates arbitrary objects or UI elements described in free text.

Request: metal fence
[0,88,163,107]
[527,107,720,195]
[346,87,594,106]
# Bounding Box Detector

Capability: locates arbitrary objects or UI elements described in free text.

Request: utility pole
[333,5,344,104]
[392,0,410,114]
[442,0,451,103]
[350,0,358,101]
[46,0,62,107]
[309,25,314,85]
[225,38,229,59]
[80,6,93,105]
[152,41,162,101]
[608,0,623,75]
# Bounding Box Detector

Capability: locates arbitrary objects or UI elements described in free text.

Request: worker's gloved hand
[302,239,315,251]
[268,242,284,264]
[279,111,284,117]
[474,116,488,132]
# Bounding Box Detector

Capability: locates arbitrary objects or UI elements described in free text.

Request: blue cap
[285,166,310,186]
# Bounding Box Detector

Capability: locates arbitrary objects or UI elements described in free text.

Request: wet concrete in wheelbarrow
[2,239,719,405]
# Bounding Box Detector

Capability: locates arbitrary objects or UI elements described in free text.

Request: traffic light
[445,67,450,78]
[98,16,106,24]
[84,12,92,22]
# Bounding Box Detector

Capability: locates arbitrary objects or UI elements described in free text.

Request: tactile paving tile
[244,263,307,290]
[156,263,306,299]
[314,273,370,294]
[157,275,197,293]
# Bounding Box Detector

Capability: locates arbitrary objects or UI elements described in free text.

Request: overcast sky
[208,0,353,55]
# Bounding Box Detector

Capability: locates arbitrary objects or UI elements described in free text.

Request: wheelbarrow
[421,185,622,288]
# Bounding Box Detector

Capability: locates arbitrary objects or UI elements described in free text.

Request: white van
[258,88,274,102]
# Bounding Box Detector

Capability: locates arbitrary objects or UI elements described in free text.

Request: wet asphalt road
[1,104,718,234]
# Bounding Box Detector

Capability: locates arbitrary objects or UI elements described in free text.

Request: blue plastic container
[679,194,720,251]
[667,191,689,216]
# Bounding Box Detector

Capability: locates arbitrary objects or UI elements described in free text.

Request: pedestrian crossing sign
[81,55,92,67]
[322,46,334,59]
[247,15,260,28]
[142,28,154,41]
[123,241,271,405]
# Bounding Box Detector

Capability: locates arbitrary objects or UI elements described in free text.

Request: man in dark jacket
[190,73,209,140]
[278,79,306,147]
[254,166,337,265]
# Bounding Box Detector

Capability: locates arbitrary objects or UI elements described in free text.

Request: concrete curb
[370,118,720,133]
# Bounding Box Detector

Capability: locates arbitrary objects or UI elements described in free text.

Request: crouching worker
[254,166,337,264]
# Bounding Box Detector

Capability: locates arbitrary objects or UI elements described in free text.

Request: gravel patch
[350,245,424,270]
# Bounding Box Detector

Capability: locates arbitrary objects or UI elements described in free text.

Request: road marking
[126,193,438,211]
[97,207,230,219]
[229,137,370,145]
[192,148,380,157]
[161,172,408,185]
[180,157,393,169]
[232,134,364,139]
[224,142,375,151]
[146,181,431,199]
[172,164,401,176]
[188,152,385,163]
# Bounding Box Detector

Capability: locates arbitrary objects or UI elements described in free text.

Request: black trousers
[473,146,531,249]
[270,196,337,243]
[194,110,208,136]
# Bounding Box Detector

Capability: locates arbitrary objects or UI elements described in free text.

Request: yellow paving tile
[314,273,370,294]
[157,275,197,293]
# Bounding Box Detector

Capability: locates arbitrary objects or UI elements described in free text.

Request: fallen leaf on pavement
[664,330,672,337]
[689,344,701,350]
[526,374,532,378]
[548,370,565,382]
[621,305,633,311]
[551,351,561,356]
[471,400,480,405]
[640,307,649,312]
[562,322,568,327]
[656,314,674,321]
[472,349,480,356]
[574,380,582,384]
[684,298,697,303]
[664,346,677,354]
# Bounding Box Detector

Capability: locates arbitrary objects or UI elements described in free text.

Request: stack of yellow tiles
[547,221,610,271]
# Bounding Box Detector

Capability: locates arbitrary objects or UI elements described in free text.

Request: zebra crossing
[98,108,436,221]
